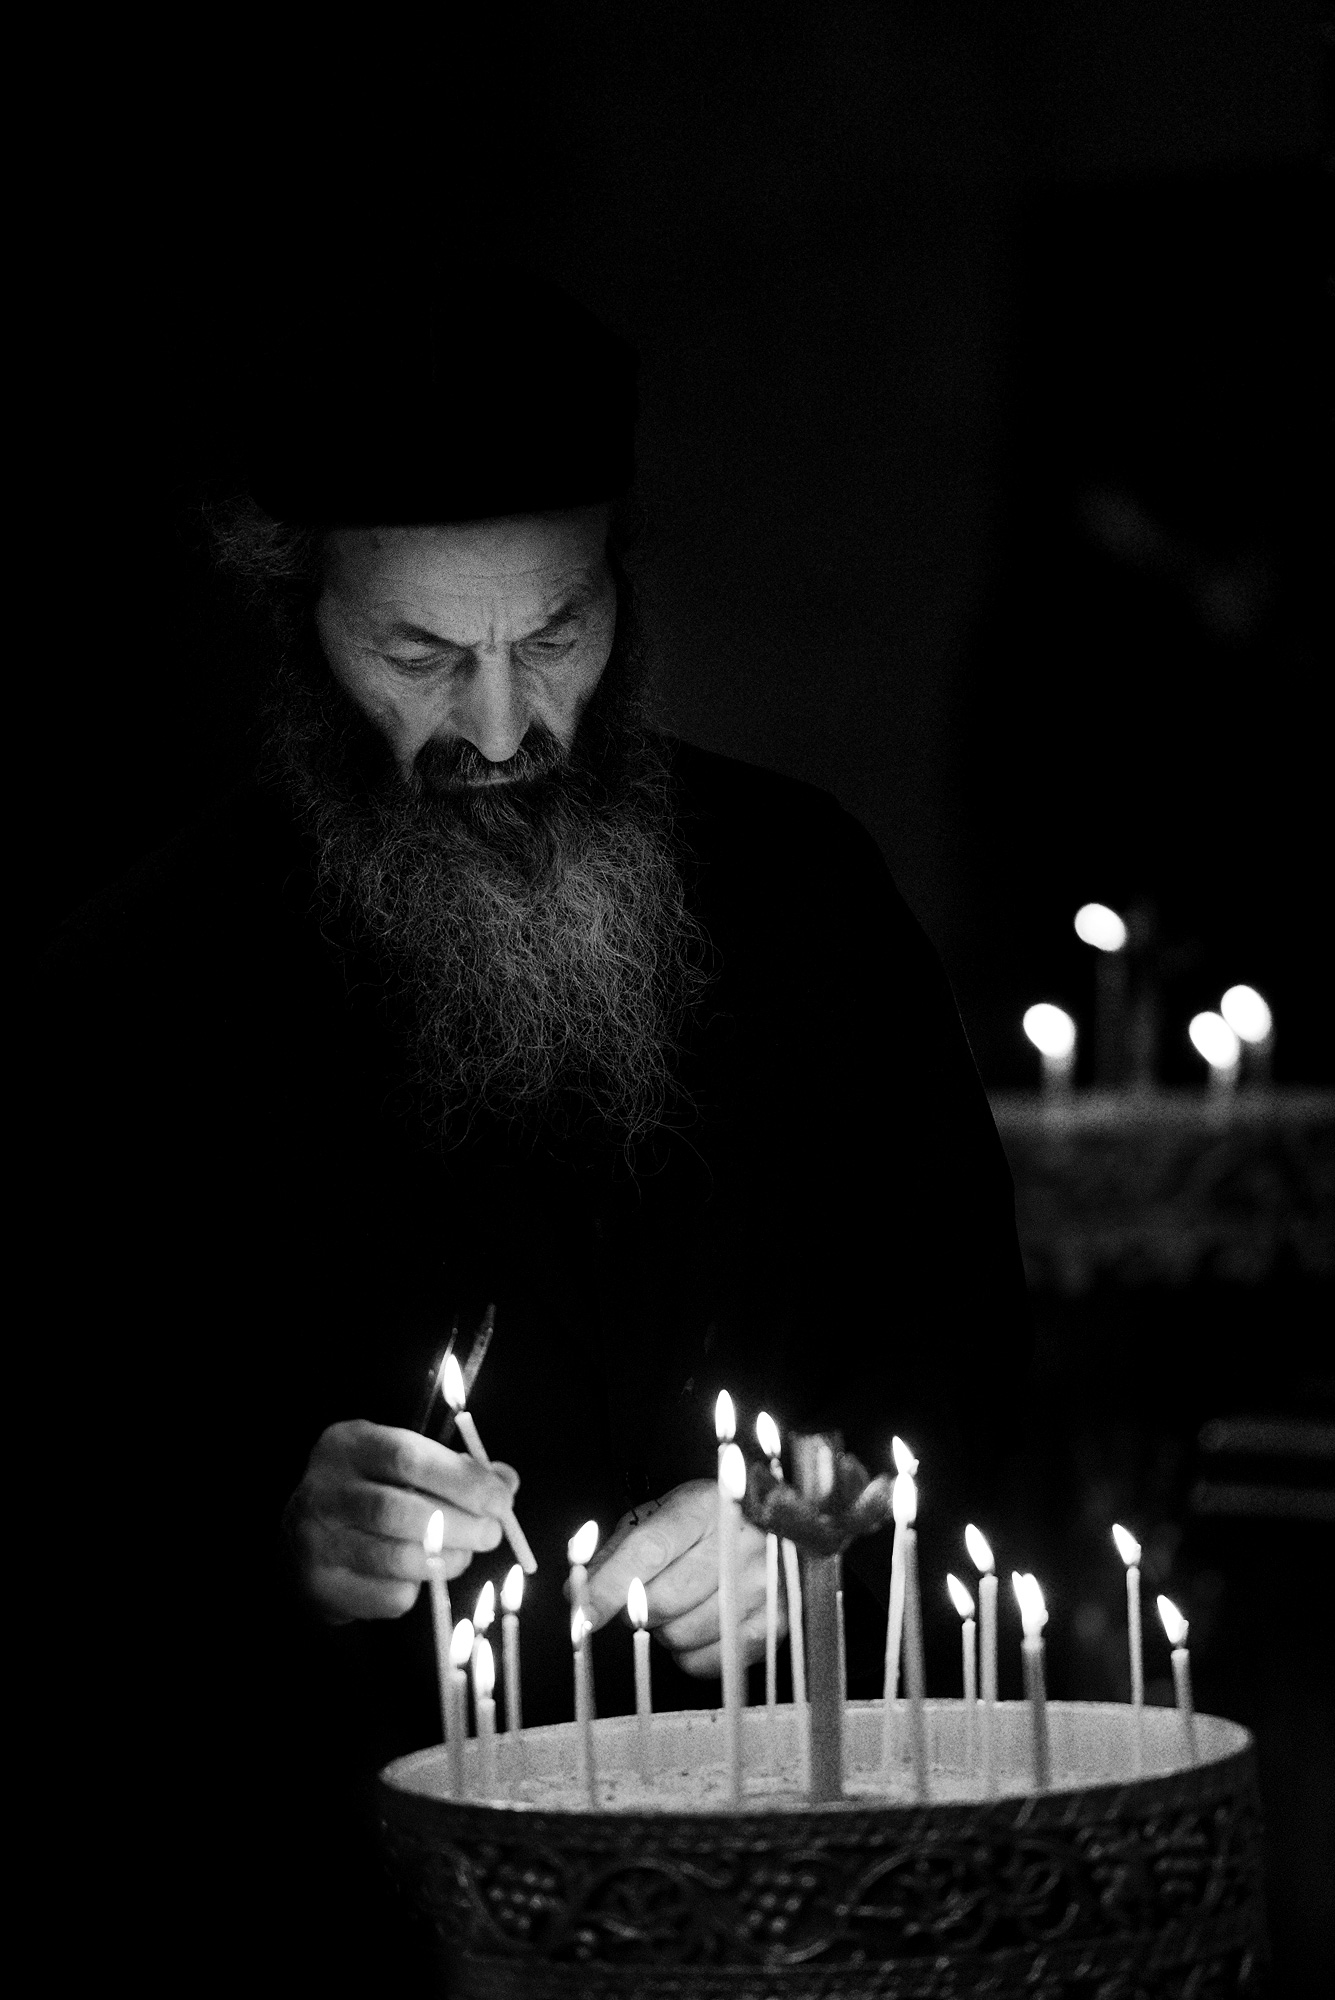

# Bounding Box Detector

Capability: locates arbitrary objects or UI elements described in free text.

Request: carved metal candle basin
[378,1699,1268,1998]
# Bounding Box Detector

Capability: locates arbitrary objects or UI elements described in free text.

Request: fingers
[667,1606,774,1680]
[329,1421,518,1517]
[306,1568,422,1624]
[333,1481,503,1554]
[583,1479,716,1630]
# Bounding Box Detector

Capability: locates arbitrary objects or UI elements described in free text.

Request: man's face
[314,507,616,783]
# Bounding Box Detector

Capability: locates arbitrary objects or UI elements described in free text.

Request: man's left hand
[582,1479,783,1678]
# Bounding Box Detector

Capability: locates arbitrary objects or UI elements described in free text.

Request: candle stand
[379,1699,1267,1997]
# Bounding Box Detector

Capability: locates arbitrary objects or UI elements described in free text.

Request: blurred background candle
[947,1573,977,1774]
[1012,1572,1051,1791]
[880,1435,918,1775]
[1221,982,1274,1085]
[567,1521,599,1733]
[1023,1002,1077,1099]
[472,1635,497,1795]
[755,1411,782,1766]
[423,1508,453,1741]
[1111,1523,1144,1772]
[628,1576,653,1785]
[1075,901,1129,1086]
[446,1618,474,1800]
[1158,1595,1198,1765]
[500,1563,524,1735]
[965,1524,998,1794]
[1188,1010,1241,1095]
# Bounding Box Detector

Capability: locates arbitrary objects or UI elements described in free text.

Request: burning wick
[441,1354,537,1573]
[446,1617,474,1800]
[628,1576,653,1785]
[1012,1571,1051,1792]
[1112,1523,1144,1772]
[965,1524,998,1795]
[946,1573,978,1775]
[1157,1595,1198,1765]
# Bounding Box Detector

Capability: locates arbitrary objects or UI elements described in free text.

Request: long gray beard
[263,646,709,1148]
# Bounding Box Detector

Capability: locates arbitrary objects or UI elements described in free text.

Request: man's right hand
[286,1419,521,1625]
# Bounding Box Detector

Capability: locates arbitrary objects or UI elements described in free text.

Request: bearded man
[33,279,1028,1988]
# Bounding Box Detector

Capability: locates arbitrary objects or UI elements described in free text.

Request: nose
[454,650,526,764]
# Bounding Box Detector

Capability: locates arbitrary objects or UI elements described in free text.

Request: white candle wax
[880,1516,906,1770]
[634,1626,653,1782]
[1171,1648,1198,1764]
[1128,1563,1144,1770]
[427,1569,453,1740]
[473,1636,498,1796]
[901,1527,930,1801]
[963,1615,977,1772]
[764,1531,779,1765]
[571,1609,597,1806]
[502,1613,522,1732]
[966,1526,998,1797]
[1022,1637,1051,1790]
[717,1439,746,1806]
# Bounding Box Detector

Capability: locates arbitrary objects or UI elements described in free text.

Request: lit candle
[715,1399,747,1806]
[755,1412,783,1769]
[947,1573,978,1775]
[570,1606,597,1805]
[793,1432,843,1803]
[440,1353,537,1572]
[471,1580,496,1740]
[446,1617,474,1800]
[1111,1523,1144,1773]
[898,1468,929,1800]
[1221,983,1274,1086]
[965,1525,998,1793]
[628,1576,653,1786]
[1157,1595,1198,1765]
[499,1563,524,1735]
[472,1635,498,1795]
[422,1508,454,1741]
[1188,1011,1241,1096]
[1023,1003,1077,1099]
[1012,1571,1051,1791]
[879,1435,918,1777]
[1075,902,1129,1086]
[567,1520,599,1734]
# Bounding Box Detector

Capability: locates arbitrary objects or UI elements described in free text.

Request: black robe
[28,738,1027,1988]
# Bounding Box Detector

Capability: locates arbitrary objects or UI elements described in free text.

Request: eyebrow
[383,573,603,651]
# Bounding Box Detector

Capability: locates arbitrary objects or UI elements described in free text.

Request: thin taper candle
[1158,1596,1198,1766]
[571,1607,597,1806]
[441,1353,537,1573]
[423,1510,453,1741]
[716,1426,747,1806]
[947,1574,977,1774]
[500,1564,524,1735]
[1113,1525,1144,1773]
[901,1525,929,1800]
[781,1536,809,1783]
[473,1636,498,1796]
[628,1576,653,1786]
[882,1445,919,1778]
[793,1432,843,1803]
[756,1415,783,1766]
[1013,1572,1051,1791]
[446,1618,474,1800]
[966,1525,998,1793]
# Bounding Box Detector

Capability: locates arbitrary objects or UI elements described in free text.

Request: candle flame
[627,1576,649,1628]
[1157,1595,1189,1646]
[1023,1002,1076,1059]
[891,1435,919,1477]
[500,1563,525,1613]
[423,1508,446,1557]
[720,1441,747,1501]
[449,1618,475,1669]
[946,1572,975,1620]
[715,1390,736,1442]
[473,1580,495,1631]
[755,1410,781,1460]
[1221,983,1272,1044]
[1111,1523,1141,1567]
[568,1520,599,1567]
[473,1635,496,1700]
[571,1606,592,1648]
[1011,1571,1048,1638]
[1074,902,1128,953]
[441,1350,467,1411]
[892,1468,918,1526]
[964,1523,994,1573]
[1188,1010,1241,1071]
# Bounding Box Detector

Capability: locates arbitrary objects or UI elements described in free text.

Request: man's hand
[286,1420,520,1625]
[582,1480,784,1678]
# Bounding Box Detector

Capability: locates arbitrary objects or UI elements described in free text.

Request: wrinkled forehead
[325,507,612,611]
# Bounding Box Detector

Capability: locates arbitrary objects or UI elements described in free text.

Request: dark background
[27,5,1330,1992]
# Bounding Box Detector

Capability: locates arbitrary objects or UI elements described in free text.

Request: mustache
[413,726,567,796]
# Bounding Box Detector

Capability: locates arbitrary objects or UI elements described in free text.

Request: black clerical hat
[245,273,637,527]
